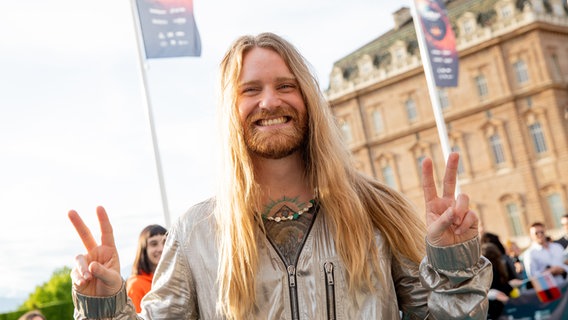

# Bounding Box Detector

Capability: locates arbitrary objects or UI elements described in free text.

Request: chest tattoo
[262,197,318,266]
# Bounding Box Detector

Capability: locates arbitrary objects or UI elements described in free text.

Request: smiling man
[524,222,568,284]
[68,33,490,320]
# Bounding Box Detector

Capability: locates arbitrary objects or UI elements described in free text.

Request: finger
[96,206,116,247]
[422,157,437,203]
[89,261,119,287]
[452,193,470,225]
[442,152,459,199]
[454,209,478,236]
[428,207,455,237]
[71,267,86,288]
[74,254,92,281]
[68,210,98,251]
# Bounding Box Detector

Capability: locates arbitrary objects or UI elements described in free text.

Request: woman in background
[482,242,520,320]
[126,224,167,313]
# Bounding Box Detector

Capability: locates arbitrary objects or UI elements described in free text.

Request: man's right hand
[68,206,123,296]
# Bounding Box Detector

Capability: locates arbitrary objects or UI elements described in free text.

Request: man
[68,33,490,319]
[554,214,568,249]
[523,222,568,284]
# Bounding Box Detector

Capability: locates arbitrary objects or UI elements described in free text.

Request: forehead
[147,234,165,241]
[239,47,292,79]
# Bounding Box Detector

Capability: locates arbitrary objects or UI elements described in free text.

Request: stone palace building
[325,0,568,247]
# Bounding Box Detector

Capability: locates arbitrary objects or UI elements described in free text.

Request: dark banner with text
[135,0,201,59]
[415,0,459,87]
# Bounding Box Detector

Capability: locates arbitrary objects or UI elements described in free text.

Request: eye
[240,86,260,95]
[278,83,296,91]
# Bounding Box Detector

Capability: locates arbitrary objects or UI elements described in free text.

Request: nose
[259,88,281,109]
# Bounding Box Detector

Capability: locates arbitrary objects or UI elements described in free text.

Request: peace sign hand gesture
[68,206,123,296]
[422,152,479,247]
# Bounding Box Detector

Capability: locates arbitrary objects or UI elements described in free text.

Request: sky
[0,0,403,312]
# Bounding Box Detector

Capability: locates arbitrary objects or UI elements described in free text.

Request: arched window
[513,60,529,84]
[381,165,396,189]
[528,122,548,154]
[339,119,353,144]
[371,109,384,135]
[506,202,525,236]
[405,97,418,122]
[489,133,506,165]
[500,194,526,237]
[475,74,489,98]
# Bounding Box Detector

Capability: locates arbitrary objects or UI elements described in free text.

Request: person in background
[523,222,568,284]
[68,32,491,319]
[481,231,522,281]
[126,224,167,313]
[505,239,526,279]
[18,310,46,320]
[554,214,568,249]
[482,243,518,320]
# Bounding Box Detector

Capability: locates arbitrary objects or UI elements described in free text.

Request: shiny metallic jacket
[73,198,491,319]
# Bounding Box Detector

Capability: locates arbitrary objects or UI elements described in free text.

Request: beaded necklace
[262,199,316,222]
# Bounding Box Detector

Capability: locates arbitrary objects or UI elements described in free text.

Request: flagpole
[129,0,172,227]
[410,0,460,195]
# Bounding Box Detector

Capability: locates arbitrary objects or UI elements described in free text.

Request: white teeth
[258,117,287,126]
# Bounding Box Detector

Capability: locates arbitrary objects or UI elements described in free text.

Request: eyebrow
[239,76,298,87]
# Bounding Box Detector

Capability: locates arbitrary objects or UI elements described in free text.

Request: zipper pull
[287,265,296,287]
[324,262,334,285]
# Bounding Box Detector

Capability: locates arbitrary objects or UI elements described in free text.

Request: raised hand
[422,152,478,247]
[68,206,123,296]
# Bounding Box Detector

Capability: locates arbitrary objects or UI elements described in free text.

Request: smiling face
[529,224,547,245]
[146,233,166,269]
[237,47,308,159]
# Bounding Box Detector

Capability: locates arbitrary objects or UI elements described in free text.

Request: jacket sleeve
[72,229,199,319]
[419,236,492,319]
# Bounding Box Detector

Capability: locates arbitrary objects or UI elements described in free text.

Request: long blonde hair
[214,32,426,319]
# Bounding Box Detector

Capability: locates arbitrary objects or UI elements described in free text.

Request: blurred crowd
[481,214,568,319]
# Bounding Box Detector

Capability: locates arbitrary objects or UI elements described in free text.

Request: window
[381,165,397,188]
[526,97,533,108]
[500,5,513,19]
[551,54,562,81]
[376,154,399,190]
[416,155,426,179]
[438,88,450,110]
[405,98,418,122]
[546,193,566,228]
[513,60,529,84]
[395,47,405,61]
[358,55,373,76]
[475,74,489,98]
[489,133,506,164]
[340,120,353,143]
[529,122,548,154]
[506,203,524,236]
[371,109,384,135]
[463,19,475,35]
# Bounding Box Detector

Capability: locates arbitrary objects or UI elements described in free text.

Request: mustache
[248,106,298,123]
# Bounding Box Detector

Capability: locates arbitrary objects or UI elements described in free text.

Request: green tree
[12,266,75,320]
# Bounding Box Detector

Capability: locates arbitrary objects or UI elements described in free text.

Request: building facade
[326,0,568,247]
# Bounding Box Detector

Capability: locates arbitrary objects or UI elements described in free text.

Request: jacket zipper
[264,203,319,320]
[287,265,300,320]
[324,262,336,320]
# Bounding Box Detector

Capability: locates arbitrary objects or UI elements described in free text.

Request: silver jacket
[73,198,491,319]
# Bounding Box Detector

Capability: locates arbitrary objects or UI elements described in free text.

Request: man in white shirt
[523,222,568,284]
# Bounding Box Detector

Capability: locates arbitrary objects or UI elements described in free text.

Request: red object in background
[531,272,562,303]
